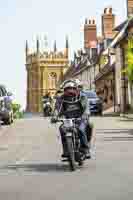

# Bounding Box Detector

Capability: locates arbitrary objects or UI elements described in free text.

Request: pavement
[103,106,115,114]
[103,106,133,119]
[0,115,132,200]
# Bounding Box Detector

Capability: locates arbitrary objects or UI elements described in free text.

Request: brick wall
[84,19,97,49]
[127,0,133,16]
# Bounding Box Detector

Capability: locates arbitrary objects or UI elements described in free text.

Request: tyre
[11,112,14,123]
[99,111,103,116]
[75,151,83,166]
[43,110,47,117]
[4,112,13,125]
[4,117,11,125]
[47,107,52,117]
[66,137,76,171]
[78,159,83,166]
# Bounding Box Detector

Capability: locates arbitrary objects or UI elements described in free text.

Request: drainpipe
[120,47,126,116]
[113,68,116,112]
[108,48,116,113]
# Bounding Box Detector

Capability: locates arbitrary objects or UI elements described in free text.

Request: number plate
[63,119,73,128]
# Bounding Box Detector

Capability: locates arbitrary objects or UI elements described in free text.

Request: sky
[0,0,127,109]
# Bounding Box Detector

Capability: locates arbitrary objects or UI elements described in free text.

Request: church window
[49,72,57,89]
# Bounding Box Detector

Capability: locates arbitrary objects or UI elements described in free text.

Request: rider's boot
[84,148,91,159]
[80,145,91,159]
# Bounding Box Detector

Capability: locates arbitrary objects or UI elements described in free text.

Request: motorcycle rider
[42,92,52,115]
[53,79,91,159]
[75,80,93,147]
[42,91,52,103]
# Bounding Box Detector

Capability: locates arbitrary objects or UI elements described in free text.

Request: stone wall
[96,73,114,110]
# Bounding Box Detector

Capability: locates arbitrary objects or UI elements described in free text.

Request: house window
[128,7,133,15]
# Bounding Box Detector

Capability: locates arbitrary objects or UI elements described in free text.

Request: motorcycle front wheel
[66,136,76,171]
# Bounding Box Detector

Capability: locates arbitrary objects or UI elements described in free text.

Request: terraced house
[63,7,117,110]
[95,0,133,113]
[62,0,133,114]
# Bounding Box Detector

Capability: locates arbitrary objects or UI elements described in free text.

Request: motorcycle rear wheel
[66,137,76,171]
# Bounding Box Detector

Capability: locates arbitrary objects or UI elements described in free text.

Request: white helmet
[63,80,77,89]
[60,80,72,89]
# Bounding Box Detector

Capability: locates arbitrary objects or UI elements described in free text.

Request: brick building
[62,7,117,111]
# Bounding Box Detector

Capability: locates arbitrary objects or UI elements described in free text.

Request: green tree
[124,48,133,110]
[11,102,24,119]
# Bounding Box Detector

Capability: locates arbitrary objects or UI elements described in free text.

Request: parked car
[81,90,103,115]
[0,85,14,125]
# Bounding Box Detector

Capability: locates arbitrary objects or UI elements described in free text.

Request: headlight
[63,119,73,128]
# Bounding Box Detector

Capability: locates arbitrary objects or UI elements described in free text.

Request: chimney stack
[84,19,97,50]
[127,0,133,16]
[102,7,115,39]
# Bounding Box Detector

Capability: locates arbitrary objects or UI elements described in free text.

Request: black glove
[51,117,58,124]
[82,113,89,120]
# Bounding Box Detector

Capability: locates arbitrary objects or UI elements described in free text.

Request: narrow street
[0,115,132,199]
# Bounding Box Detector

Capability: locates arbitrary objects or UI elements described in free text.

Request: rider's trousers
[59,119,89,153]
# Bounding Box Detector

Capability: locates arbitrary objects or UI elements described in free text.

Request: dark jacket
[42,95,52,103]
[55,93,90,118]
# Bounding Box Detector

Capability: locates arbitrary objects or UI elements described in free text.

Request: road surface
[0,115,132,200]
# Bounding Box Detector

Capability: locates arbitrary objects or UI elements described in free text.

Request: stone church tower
[25,37,69,113]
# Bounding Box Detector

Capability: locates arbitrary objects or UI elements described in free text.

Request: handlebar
[51,117,81,123]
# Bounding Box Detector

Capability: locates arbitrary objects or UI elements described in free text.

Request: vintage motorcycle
[51,117,88,171]
[42,99,52,117]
